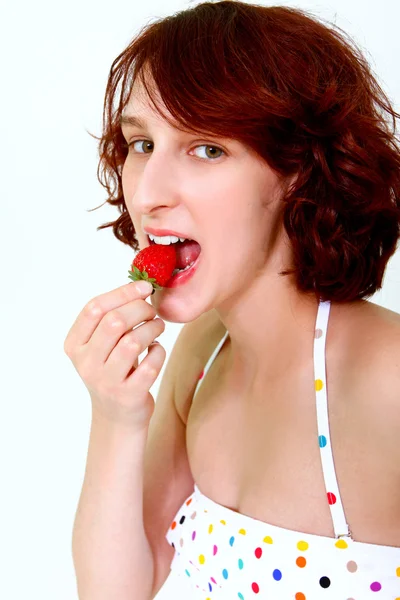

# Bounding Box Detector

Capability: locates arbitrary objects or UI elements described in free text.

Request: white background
[1,0,399,598]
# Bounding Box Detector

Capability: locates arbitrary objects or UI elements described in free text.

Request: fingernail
[135,281,153,295]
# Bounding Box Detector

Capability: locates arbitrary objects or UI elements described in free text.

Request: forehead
[122,79,180,129]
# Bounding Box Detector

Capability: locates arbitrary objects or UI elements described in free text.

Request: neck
[215,277,322,388]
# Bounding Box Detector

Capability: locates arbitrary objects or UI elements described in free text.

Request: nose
[130,149,179,214]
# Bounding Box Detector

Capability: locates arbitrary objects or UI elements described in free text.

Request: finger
[105,318,165,381]
[87,300,157,365]
[125,339,166,386]
[64,281,153,353]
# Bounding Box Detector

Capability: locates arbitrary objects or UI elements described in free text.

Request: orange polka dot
[171,521,177,530]
[315,379,324,391]
[185,498,192,506]
[295,593,306,600]
[296,556,307,568]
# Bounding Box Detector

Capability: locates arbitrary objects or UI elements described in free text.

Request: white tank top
[166,299,400,598]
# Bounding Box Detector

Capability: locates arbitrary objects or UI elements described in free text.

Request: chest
[182,331,400,547]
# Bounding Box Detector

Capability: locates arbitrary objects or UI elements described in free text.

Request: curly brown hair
[88,0,400,303]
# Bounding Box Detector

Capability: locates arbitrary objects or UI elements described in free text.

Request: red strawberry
[128,243,177,293]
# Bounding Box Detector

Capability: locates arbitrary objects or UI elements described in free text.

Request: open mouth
[148,237,202,276]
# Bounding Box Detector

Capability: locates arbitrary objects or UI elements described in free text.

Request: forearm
[72,414,154,600]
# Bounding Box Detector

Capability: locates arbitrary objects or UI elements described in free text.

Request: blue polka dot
[229,536,235,546]
[185,569,191,577]
[273,569,282,581]
[318,435,327,448]
[208,582,212,591]
[222,568,229,579]
[238,594,244,600]
[238,558,244,569]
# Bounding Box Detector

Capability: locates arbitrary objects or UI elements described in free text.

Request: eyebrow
[119,114,147,128]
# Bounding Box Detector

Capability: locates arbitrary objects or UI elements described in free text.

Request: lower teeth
[173,262,195,276]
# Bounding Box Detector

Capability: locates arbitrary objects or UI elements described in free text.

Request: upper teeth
[148,234,189,245]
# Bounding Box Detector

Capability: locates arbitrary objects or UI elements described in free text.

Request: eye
[128,140,153,154]
[192,145,224,160]
[125,140,225,161]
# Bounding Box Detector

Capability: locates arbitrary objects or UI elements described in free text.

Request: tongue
[175,240,201,269]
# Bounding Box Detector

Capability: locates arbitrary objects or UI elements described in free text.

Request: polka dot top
[165,299,400,599]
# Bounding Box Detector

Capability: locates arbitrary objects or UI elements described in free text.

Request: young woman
[66,1,400,598]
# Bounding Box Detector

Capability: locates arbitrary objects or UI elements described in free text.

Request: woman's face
[120,78,291,321]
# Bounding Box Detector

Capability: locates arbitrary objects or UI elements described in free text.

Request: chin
[151,293,205,325]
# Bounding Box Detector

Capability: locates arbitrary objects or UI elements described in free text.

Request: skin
[121,74,343,389]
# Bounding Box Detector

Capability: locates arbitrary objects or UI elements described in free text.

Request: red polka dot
[255,547,262,559]
[327,492,337,505]
[198,369,204,380]
[251,582,260,593]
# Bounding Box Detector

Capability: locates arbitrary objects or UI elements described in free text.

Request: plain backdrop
[1,0,399,598]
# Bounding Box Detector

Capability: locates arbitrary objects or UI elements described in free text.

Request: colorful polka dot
[213,544,218,555]
[273,569,282,581]
[297,540,309,551]
[255,547,262,559]
[239,528,246,535]
[251,582,260,593]
[315,379,324,391]
[295,593,306,600]
[318,435,327,447]
[222,569,228,579]
[238,558,244,569]
[229,536,235,546]
[296,556,307,568]
[335,539,348,549]
[199,554,205,565]
[208,524,213,534]
[327,492,337,505]
[397,567,400,577]
[319,576,331,588]
[263,535,273,544]
[347,560,357,572]
[370,581,382,592]
[238,594,244,600]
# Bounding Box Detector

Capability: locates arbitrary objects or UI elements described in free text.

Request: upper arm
[142,320,198,599]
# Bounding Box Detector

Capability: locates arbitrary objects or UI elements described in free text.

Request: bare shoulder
[348,299,400,370]
[174,309,224,424]
[343,299,400,438]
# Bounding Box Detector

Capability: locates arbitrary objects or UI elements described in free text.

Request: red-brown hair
[89,0,400,303]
